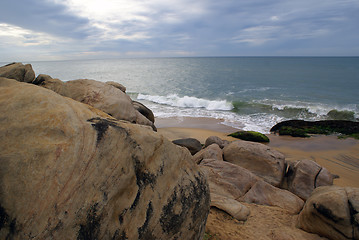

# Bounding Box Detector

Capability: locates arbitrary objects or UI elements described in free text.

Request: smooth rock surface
[133,100,155,123]
[204,136,229,149]
[210,193,250,221]
[0,78,210,240]
[38,78,156,130]
[223,140,286,187]
[33,73,53,85]
[193,144,223,164]
[0,62,35,83]
[297,186,359,240]
[239,180,304,214]
[106,81,127,92]
[200,159,304,214]
[172,138,203,155]
[285,159,334,200]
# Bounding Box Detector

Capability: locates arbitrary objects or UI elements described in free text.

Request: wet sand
[156,116,359,187]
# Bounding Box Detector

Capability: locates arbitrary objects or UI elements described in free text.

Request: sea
[7,57,359,133]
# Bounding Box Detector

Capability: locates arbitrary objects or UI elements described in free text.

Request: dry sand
[156,116,359,240]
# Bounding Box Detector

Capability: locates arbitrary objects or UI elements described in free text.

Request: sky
[0,0,358,61]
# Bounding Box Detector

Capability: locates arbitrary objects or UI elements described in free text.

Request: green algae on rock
[228,131,270,143]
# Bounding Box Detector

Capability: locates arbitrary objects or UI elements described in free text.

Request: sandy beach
[157,116,359,188]
[157,116,359,239]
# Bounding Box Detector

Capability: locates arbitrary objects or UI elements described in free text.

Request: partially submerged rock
[297,186,359,240]
[223,140,286,187]
[270,119,359,137]
[0,62,35,83]
[228,131,270,143]
[0,78,210,239]
[172,138,203,155]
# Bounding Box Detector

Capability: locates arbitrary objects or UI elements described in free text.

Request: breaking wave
[137,93,233,111]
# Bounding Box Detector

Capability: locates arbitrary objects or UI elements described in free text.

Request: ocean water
[10,57,359,133]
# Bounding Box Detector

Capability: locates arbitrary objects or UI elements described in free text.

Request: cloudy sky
[1,0,358,61]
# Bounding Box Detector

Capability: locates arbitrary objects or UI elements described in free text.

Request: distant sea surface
[10,57,359,133]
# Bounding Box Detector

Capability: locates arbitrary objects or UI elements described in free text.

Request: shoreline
[156,116,359,188]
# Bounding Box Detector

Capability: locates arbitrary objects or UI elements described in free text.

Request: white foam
[137,94,233,111]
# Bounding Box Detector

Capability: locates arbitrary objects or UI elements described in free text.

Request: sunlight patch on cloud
[232,26,281,45]
[0,23,60,47]
[270,16,280,21]
[49,0,208,42]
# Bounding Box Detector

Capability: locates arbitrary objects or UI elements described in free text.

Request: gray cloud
[0,0,358,61]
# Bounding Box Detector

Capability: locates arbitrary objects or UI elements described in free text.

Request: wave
[134,93,358,133]
[137,93,233,111]
[232,99,358,121]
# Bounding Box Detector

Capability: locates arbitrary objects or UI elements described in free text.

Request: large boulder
[172,138,203,155]
[239,180,304,214]
[0,78,210,240]
[193,144,223,164]
[0,62,35,83]
[200,159,304,214]
[200,159,258,200]
[285,159,335,200]
[297,186,359,240]
[38,78,156,130]
[223,140,286,187]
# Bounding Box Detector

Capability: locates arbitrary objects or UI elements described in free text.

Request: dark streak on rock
[138,201,154,239]
[118,209,127,225]
[130,156,157,211]
[314,203,342,223]
[91,119,109,143]
[133,157,157,189]
[87,117,128,145]
[0,204,9,230]
[0,204,19,239]
[348,199,358,238]
[112,229,128,240]
[77,203,102,240]
[103,191,108,202]
[190,174,210,228]
[159,172,210,237]
[130,190,141,211]
[313,202,352,239]
[9,218,17,235]
[314,167,323,188]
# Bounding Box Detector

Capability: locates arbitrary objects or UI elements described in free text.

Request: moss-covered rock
[270,120,359,138]
[278,127,310,138]
[228,131,270,143]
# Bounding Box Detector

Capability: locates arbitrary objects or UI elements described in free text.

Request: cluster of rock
[0,62,156,131]
[173,136,359,240]
[0,63,210,239]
